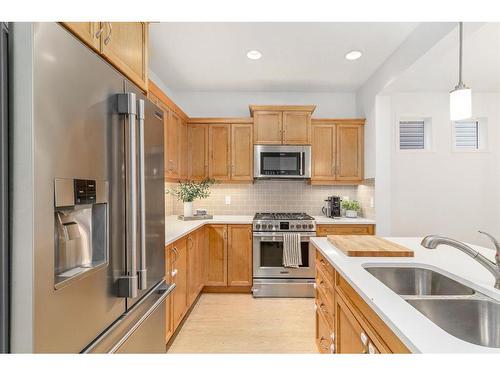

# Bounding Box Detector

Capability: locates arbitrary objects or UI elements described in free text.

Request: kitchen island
[311,236,500,353]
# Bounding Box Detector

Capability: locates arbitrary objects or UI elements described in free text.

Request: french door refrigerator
[9,22,173,353]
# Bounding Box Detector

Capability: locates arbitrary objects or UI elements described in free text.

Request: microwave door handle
[137,99,147,290]
[300,152,304,175]
[117,93,138,298]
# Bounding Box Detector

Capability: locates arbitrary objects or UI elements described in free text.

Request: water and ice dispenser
[54,178,109,289]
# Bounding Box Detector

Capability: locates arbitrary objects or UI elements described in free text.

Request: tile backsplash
[165,179,375,218]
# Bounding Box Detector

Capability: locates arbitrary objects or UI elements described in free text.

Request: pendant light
[450,22,472,121]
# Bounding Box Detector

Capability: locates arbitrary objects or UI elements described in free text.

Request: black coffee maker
[322,196,341,218]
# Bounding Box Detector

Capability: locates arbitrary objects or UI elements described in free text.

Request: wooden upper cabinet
[100,22,148,91]
[253,111,282,144]
[205,225,227,286]
[179,119,188,180]
[61,22,102,51]
[62,22,149,91]
[336,124,363,181]
[188,124,209,180]
[209,124,231,181]
[165,111,180,179]
[311,123,336,181]
[227,225,253,287]
[231,123,253,181]
[311,120,365,184]
[282,111,311,144]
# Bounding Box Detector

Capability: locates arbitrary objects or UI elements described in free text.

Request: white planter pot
[183,201,193,217]
[345,210,358,218]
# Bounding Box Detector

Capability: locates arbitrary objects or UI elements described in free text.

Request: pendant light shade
[450,22,472,121]
[450,86,472,121]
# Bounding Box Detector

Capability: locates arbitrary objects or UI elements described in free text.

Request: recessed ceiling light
[345,50,362,61]
[247,50,262,60]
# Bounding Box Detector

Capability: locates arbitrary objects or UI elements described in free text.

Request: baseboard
[202,286,252,293]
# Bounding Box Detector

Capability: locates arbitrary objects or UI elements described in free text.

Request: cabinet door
[165,246,174,343]
[171,238,188,331]
[205,225,227,286]
[336,124,363,181]
[165,111,180,179]
[335,295,380,354]
[253,111,282,144]
[316,308,335,354]
[231,123,253,181]
[282,111,311,145]
[188,124,209,180]
[311,123,336,181]
[196,227,205,293]
[179,119,188,180]
[100,22,148,90]
[227,225,253,287]
[61,22,102,51]
[186,233,198,307]
[209,124,231,181]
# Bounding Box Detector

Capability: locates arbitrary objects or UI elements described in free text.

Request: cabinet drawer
[315,264,334,307]
[315,283,334,330]
[316,250,334,281]
[317,224,375,236]
[315,308,335,354]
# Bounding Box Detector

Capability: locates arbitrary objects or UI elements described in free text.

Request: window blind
[399,120,425,150]
[455,121,479,149]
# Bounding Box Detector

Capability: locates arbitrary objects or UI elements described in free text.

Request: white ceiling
[149,22,419,92]
[385,23,500,92]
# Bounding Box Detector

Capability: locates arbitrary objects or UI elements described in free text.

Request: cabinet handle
[188,236,194,250]
[367,342,377,354]
[171,247,178,263]
[171,268,178,278]
[319,280,328,290]
[319,303,328,314]
[330,343,335,354]
[104,22,112,45]
[248,229,252,240]
[360,332,368,346]
[319,336,329,351]
[223,229,227,240]
[95,24,104,39]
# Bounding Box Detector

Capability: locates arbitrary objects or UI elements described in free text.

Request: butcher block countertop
[327,235,414,257]
[310,236,500,353]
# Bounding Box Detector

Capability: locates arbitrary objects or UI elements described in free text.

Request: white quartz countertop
[165,214,376,245]
[310,236,500,353]
[165,215,254,245]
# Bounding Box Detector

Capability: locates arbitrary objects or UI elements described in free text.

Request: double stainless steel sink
[364,266,500,348]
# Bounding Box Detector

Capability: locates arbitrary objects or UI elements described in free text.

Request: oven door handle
[253,233,315,242]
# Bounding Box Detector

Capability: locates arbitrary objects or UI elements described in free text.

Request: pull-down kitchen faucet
[421,231,500,290]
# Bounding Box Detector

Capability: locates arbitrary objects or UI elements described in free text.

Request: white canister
[183,201,193,217]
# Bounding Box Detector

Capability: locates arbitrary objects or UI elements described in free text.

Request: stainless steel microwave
[253,145,311,179]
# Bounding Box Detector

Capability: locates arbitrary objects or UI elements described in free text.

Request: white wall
[164,90,358,118]
[380,92,500,246]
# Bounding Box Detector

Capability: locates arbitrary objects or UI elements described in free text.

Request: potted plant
[167,178,216,217]
[341,199,361,218]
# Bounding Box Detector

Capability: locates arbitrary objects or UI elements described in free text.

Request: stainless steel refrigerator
[10,22,173,353]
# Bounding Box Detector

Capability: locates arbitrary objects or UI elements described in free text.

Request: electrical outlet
[224,196,231,205]
[370,197,374,208]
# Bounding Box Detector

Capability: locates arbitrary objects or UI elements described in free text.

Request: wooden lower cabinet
[205,225,228,286]
[171,238,188,331]
[313,245,410,354]
[316,224,375,236]
[187,227,205,306]
[164,245,174,343]
[205,224,253,289]
[227,225,253,286]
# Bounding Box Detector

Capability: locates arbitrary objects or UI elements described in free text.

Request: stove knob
[290,224,294,229]
[308,224,314,229]
[255,224,261,230]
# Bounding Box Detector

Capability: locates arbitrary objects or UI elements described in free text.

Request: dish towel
[283,233,302,268]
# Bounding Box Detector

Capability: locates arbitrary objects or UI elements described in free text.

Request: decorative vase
[183,201,193,217]
[345,210,358,218]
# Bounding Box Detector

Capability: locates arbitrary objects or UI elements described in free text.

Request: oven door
[253,232,316,278]
[254,145,311,178]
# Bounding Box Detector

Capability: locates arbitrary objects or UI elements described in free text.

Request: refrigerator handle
[137,99,147,290]
[117,93,138,298]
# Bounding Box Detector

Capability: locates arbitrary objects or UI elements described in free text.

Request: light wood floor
[167,293,317,354]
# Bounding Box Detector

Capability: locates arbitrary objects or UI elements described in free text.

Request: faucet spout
[421,234,500,290]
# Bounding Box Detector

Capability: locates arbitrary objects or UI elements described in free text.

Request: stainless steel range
[252,213,316,298]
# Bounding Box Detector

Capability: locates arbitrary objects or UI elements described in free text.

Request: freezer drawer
[84,281,175,353]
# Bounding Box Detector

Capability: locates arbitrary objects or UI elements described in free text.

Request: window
[454,120,479,150]
[399,120,426,150]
